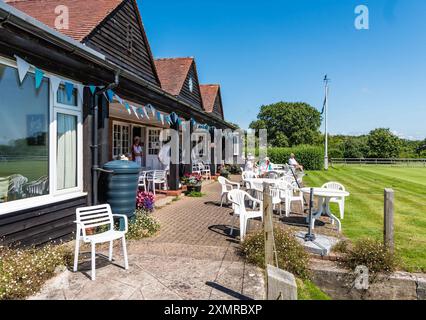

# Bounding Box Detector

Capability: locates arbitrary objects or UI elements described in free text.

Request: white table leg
[324,198,342,232]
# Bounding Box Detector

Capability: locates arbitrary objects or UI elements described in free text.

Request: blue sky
[138,0,426,140]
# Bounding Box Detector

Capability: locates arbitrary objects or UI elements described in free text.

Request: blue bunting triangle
[35,68,44,89]
[106,89,114,102]
[89,85,97,95]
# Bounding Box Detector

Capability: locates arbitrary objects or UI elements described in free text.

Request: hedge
[267,145,324,170]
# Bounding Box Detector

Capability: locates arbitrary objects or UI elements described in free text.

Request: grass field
[304,165,426,272]
[0,160,48,182]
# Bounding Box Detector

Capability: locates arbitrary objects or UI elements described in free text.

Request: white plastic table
[245,178,281,191]
[300,187,350,232]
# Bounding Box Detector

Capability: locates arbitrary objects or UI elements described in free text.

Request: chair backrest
[227,189,248,215]
[25,176,48,197]
[265,171,279,179]
[322,181,345,191]
[153,170,167,180]
[76,204,114,230]
[242,171,256,180]
[0,176,10,201]
[218,176,228,193]
[9,174,28,194]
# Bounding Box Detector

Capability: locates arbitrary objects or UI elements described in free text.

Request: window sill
[0,192,88,216]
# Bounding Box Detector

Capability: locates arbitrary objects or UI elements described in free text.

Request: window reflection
[0,64,49,203]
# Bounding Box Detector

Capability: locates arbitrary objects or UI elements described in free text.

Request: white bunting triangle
[50,75,61,95]
[142,107,149,119]
[76,84,84,103]
[131,105,139,119]
[15,55,31,84]
[160,113,164,125]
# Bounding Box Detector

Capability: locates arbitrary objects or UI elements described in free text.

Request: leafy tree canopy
[367,128,401,158]
[249,102,322,147]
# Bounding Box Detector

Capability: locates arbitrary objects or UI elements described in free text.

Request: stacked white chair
[322,181,346,219]
[73,204,129,281]
[227,189,263,241]
[199,163,211,180]
[138,171,147,191]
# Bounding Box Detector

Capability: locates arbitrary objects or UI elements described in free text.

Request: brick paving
[30,176,265,300]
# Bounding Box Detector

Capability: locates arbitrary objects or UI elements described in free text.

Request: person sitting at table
[131,136,143,167]
[288,153,304,171]
[259,157,273,176]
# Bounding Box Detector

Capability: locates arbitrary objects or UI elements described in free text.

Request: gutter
[0,2,236,130]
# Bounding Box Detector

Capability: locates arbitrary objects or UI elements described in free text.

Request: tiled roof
[154,57,194,96]
[200,84,220,113]
[5,0,123,41]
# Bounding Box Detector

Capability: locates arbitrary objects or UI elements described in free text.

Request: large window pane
[0,64,49,202]
[57,113,77,190]
[57,85,78,106]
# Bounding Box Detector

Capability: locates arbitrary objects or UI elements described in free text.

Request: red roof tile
[200,84,220,113]
[5,0,123,41]
[154,58,194,96]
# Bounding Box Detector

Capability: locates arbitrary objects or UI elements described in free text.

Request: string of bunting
[12,55,213,130]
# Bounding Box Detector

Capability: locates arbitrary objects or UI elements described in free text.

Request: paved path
[30,177,265,300]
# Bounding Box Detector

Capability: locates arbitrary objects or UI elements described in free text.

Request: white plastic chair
[322,182,346,219]
[227,189,263,241]
[218,176,240,207]
[147,170,168,195]
[73,204,129,281]
[242,171,257,181]
[0,176,9,203]
[192,162,201,175]
[199,163,211,180]
[8,174,28,197]
[138,171,147,191]
[276,181,304,217]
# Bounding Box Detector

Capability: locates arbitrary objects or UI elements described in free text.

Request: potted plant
[219,166,230,178]
[181,173,202,193]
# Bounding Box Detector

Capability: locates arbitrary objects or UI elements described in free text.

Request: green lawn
[0,160,48,182]
[304,165,426,272]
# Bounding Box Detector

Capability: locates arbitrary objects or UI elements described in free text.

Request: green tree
[342,137,369,158]
[249,102,322,147]
[367,128,401,158]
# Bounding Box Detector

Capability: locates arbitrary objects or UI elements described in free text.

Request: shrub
[226,164,242,174]
[186,191,205,198]
[241,228,310,279]
[0,244,72,300]
[342,238,397,274]
[136,191,155,212]
[328,148,344,159]
[268,145,324,170]
[127,209,160,240]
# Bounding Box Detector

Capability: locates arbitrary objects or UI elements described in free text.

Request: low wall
[310,260,426,300]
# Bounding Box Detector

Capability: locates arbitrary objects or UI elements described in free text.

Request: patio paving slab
[29,176,265,300]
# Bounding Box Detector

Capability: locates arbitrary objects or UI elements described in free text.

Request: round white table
[300,187,350,232]
[245,178,281,191]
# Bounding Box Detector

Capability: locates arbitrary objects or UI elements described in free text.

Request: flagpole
[324,75,330,170]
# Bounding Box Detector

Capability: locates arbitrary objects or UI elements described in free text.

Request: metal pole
[324,75,329,170]
[304,188,316,241]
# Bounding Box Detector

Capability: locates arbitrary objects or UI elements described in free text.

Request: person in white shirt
[289,153,304,171]
[132,136,143,167]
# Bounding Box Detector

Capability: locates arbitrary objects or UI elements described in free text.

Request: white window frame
[0,56,86,215]
[112,120,131,160]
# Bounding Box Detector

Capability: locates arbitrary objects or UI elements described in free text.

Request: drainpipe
[91,72,120,205]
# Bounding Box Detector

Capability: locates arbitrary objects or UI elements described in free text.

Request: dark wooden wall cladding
[84,0,160,86]
[179,62,204,111]
[0,196,87,247]
[212,93,225,120]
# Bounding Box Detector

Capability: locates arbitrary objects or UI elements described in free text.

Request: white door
[146,128,162,169]
[112,122,130,160]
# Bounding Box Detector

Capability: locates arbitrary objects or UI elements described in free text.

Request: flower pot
[186,185,202,193]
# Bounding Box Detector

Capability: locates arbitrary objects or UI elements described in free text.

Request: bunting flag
[34,68,45,89]
[130,105,139,119]
[64,82,74,101]
[114,94,123,105]
[15,55,31,84]
[142,106,149,119]
[50,75,61,95]
[89,85,97,95]
[146,104,155,117]
[106,89,114,102]
[124,102,131,114]
[137,107,144,119]
[156,111,162,122]
[160,113,165,125]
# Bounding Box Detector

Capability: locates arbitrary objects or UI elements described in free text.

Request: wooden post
[263,182,274,266]
[384,188,394,253]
